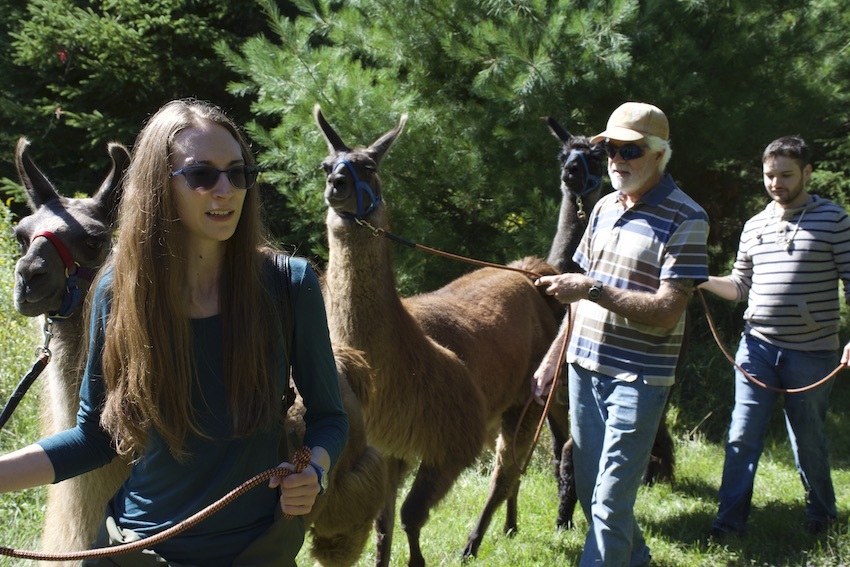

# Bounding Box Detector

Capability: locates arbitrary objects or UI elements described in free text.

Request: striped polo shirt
[568,174,709,386]
[730,194,850,351]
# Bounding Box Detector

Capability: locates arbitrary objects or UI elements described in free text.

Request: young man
[702,135,850,539]
[533,102,709,566]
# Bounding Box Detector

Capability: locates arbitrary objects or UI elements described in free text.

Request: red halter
[32,230,96,318]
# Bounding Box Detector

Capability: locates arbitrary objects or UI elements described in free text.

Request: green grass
[1,203,48,564]
[290,409,850,567]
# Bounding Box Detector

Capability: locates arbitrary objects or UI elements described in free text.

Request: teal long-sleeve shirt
[37,256,348,566]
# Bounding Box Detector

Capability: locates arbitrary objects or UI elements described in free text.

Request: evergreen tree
[0,0,290,214]
[222,0,849,292]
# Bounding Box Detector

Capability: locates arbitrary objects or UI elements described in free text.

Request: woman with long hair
[0,99,348,566]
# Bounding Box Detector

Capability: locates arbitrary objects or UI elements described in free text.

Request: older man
[703,135,850,539]
[533,102,709,566]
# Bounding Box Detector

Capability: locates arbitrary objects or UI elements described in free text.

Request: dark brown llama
[315,105,563,567]
[12,138,383,567]
[542,117,676,529]
[13,137,131,566]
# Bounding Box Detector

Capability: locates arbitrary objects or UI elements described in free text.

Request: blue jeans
[569,363,670,567]
[713,334,837,534]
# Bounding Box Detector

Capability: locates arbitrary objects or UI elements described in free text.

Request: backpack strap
[273,253,294,362]
[272,253,296,415]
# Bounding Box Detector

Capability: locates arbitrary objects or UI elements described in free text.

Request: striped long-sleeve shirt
[730,194,850,351]
[568,174,709,386]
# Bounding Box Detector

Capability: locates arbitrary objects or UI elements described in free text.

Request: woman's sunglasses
[604,142,646,161]
[171,164,260,191]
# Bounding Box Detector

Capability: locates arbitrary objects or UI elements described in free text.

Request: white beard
[610,163,655,196]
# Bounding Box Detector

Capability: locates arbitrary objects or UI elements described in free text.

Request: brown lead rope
[355,218,545,279]
[0,447,312,562]
[698,289,846,394]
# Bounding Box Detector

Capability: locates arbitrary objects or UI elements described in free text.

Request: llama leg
[644,417,675,485]
[558,439,579,530]
[462,403,539,559]
[545,388,572,529]
[375,457,405,567]
[400,460,467,567]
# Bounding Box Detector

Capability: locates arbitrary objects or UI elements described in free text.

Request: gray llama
[13,137,131,566]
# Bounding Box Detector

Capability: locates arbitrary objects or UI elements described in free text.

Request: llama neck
[39,313,89,435]
[547,193,584,273]
[324,209,423,355]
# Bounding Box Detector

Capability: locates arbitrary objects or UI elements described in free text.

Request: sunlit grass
[1,202,47,566]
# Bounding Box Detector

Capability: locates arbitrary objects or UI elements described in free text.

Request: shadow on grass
[641,493,846,565]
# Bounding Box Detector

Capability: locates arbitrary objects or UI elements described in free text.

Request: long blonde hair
[98,99,278,460]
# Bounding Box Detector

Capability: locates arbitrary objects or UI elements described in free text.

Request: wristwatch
[587,280,604,302]
[310,462,328,495]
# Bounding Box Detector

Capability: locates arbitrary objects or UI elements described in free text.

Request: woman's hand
[269,461,320,516]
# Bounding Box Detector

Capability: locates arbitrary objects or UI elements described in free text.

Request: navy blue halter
[333,160,381,220]
[567,149,603,198]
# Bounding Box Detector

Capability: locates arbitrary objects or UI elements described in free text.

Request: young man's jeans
[713,333,837,534]
[569,363,670,567]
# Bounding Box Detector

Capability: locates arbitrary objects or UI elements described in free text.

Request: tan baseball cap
[590,102,669,143]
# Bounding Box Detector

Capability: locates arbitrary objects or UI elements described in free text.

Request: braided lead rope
[0,447,312,562]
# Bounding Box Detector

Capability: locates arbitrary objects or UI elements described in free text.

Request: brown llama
[287,346,386,567]
[315,105,563,566]
[543,117,676,529]
[12,138,383,567]
[13,137,131,566]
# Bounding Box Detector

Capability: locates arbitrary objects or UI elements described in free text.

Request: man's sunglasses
[604,142,646,161]
[171,164,260,191]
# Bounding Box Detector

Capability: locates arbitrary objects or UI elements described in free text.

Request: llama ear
[545,117,573,145]
[15,137,61,212]
[314,104,350,153]
[93,142,130,228]
[367,113,407,165]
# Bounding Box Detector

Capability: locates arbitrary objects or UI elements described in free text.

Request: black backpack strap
[273,253,293,361]
[272,253,296,414]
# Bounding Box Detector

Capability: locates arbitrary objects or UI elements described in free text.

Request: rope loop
[698,288,846,394]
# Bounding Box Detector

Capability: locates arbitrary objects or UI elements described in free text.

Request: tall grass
[1,201,47,563]
[2,200,850,565]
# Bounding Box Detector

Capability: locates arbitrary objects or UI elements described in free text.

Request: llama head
[13,137,130,318]
[314,104,407,220]
[545,116,606,200]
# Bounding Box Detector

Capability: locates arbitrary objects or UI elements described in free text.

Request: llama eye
[14,232,28,255]
[85,237,105,251]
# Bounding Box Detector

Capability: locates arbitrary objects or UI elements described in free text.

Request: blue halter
[567,149,603,198]
[333,160,381,220]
